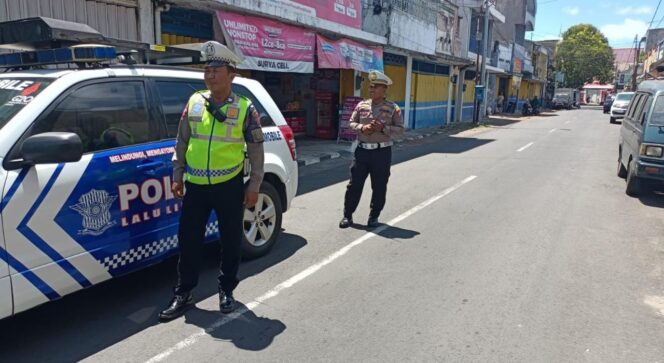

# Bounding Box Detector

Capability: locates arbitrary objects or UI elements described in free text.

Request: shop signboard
[497,43,512,71]
[316,35,384,73]
[217,11,315,73]
[263,0,362,29]
[338,96,363,142]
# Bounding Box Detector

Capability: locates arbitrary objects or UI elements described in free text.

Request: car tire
[242,182,283,259]
[609,117,616,123]
[617,149,627,178]
[625,158,642,196]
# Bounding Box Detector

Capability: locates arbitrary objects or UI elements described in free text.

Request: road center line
[145,175,478,363]
[517,142,534,152]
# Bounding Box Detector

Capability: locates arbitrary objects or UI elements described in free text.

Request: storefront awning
[486,65,507,74]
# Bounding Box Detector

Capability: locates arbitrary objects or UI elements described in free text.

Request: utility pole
[479,0,491,120]
[473,10,482,123]
[632,34,646,92]
[632,34,639,91]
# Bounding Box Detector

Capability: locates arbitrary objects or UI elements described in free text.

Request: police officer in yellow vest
[339,70,404,229]
[159,41,265,321]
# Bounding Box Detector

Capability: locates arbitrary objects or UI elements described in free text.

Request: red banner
[316,35,384,73]
[265,0,362,29]
[217,11,315,73]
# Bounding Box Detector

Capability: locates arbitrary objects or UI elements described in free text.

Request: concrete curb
[297,151,341,167]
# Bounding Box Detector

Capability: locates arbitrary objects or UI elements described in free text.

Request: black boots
[159,293,193,321]
[339,216,353,228]
[367,216,380,228]
[219,290,237,313]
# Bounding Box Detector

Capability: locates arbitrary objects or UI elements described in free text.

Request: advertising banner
[338,96,363,141]
[217,11,315,73]
[263,0,362,29]
[316,35,384,73]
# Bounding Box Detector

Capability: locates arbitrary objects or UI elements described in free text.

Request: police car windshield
[0,78,53,131]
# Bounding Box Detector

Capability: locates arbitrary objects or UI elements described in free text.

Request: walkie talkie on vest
[187,84,227,122]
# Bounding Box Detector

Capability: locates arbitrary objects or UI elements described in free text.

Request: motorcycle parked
[521,102,540,116]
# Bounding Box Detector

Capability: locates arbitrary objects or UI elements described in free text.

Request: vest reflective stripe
[186,164,242,178]
[190,134,245,143]
[185,91,249,184]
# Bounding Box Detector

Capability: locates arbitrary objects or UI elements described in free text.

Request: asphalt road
[1,107,663,362]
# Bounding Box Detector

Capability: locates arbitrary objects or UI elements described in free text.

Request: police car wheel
[242,182,282,259]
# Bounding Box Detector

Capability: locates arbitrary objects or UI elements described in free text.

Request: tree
[555,24,615,88]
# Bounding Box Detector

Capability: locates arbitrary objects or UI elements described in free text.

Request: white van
[0,61,298,319]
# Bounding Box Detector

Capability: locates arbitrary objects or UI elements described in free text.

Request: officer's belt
[358,141,393,150]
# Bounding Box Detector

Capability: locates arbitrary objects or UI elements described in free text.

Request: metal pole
[473,12,482,123]
[480,0,490,120]
[632,34,639,90]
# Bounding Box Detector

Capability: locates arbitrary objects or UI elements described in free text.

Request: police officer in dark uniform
[159,41,265,321]
[339,70,404,229]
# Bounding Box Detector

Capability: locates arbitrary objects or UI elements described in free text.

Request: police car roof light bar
[0,45,117,68]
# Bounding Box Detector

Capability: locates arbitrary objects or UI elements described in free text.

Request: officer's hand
[362,124,374,133]
[371,119,384,132]
[245,191,259,208]
[172,181,185,198]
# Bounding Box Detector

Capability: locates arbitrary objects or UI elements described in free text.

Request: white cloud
[563,6,580,16]
[600,19,649,42]
[617,6,652,15]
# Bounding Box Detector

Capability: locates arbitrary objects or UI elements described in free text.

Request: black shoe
[219,291,237,313]
[158,293,193,321]
[367,217,380,228]
[339,216,353,229]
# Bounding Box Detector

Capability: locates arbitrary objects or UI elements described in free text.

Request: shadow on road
[298,135,494,197]
[184,305,286,351]
[638,183,664,208]
[0,232,307,362]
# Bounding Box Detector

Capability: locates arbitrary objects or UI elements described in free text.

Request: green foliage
[555,24,615,88]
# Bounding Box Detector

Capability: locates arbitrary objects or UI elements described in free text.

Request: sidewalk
[295,111,557,167]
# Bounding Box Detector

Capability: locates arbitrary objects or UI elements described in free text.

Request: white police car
[0,47,298,319]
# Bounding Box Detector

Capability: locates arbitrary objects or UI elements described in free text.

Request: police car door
[0,166,11,319]
[2,79,175,313]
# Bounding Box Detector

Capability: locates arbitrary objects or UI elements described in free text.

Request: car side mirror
[21,132,83,165]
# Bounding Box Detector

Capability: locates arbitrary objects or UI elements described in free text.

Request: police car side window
[32,81,156,153]
[231,84,275,126]
[154,80,206,137]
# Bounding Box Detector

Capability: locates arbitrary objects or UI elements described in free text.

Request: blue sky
[527,0,659,49]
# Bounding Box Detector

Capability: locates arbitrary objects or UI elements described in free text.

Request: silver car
[610,92,634,123]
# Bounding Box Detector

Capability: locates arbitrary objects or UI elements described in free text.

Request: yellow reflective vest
[185,91,249,184]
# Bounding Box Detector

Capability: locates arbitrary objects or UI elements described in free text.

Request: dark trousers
[174,173,244,296]
[343,146,392,218]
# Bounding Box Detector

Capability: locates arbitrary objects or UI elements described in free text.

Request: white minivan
[0,64,298,319]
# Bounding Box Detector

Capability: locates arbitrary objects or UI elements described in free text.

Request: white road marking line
[517,142,534,152]
[564,120,571,124]
[549,128,556,133]
[145,175,478,363]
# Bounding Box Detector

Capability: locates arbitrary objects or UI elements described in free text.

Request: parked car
[551,94,572,109]
[0,45,298,319]
[610,92,634,123]
[617,81,664,196]
[603,95,615,113]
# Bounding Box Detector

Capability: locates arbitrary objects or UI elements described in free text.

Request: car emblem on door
[70,189,117,236]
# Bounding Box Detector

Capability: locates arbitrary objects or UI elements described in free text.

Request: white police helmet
[201,41,243,68]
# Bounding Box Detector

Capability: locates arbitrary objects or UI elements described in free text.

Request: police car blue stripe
[0,168,30,213]
[0,246,60,300]
[17,164,92,288]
